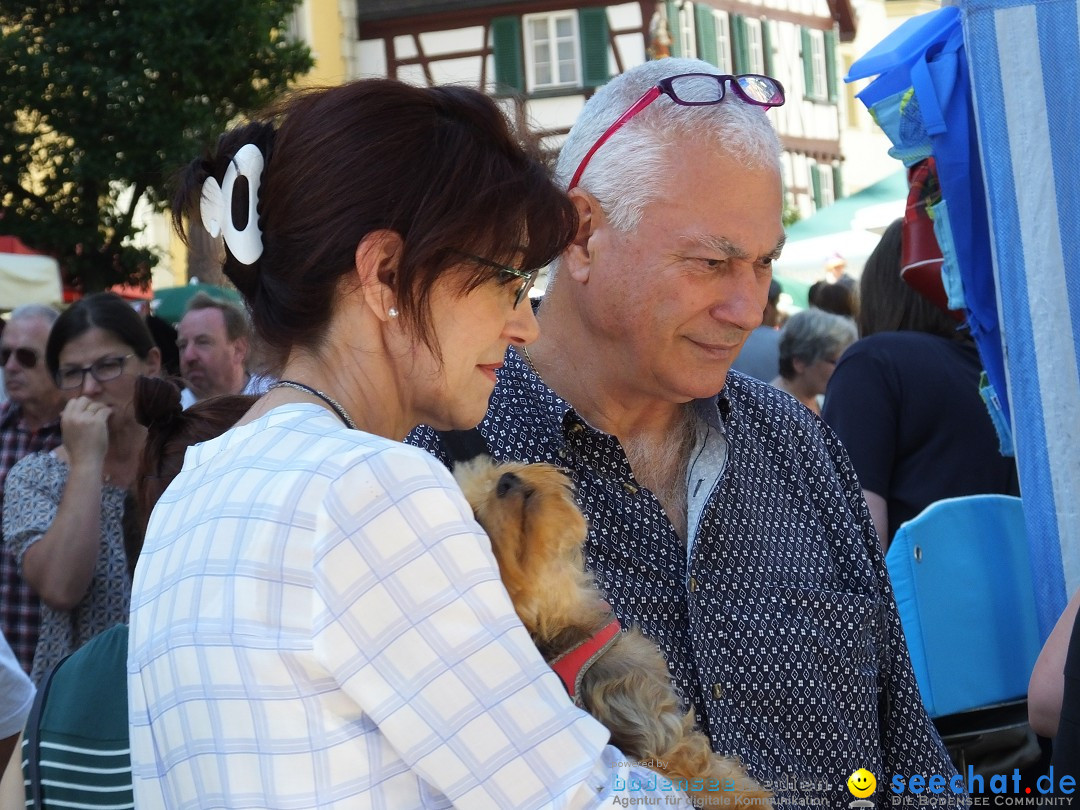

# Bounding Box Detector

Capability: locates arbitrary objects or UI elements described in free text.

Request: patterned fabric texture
[409,349,964,809]
[128,404,680,810]
[3,451,130,684]
[0,400,62,674]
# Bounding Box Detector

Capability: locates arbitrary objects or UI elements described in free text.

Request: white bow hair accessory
[200,143,265,265]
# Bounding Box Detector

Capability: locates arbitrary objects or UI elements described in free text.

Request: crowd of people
[0,57,1066,809]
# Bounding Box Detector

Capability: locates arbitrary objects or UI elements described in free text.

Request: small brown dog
[455,457,772,808]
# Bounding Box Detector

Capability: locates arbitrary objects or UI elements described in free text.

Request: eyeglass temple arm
[567,86,662,191]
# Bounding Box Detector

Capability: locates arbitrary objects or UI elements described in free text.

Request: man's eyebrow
[681,233,787,262]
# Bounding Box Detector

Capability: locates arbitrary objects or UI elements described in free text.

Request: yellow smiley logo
[847,768,877,798]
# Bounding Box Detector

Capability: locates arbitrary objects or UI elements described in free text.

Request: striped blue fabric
[961,0,1080,634]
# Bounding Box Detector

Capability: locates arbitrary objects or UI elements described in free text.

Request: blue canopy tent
[848,0,1079,640]
[961,0,1080,632]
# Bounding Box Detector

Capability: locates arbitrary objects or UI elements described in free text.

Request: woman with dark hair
[822,218,1019,549]
[127,79,682,808]
[2,292,161,683]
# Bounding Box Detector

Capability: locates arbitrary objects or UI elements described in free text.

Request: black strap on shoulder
[435,429,490,468]
[25,652,73,810]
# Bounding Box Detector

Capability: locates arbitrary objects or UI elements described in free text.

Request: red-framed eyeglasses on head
[567,72,785,191]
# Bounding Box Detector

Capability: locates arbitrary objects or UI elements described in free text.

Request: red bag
[901,158,964,321]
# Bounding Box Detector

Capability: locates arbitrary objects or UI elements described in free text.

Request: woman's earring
[388,307,399,319]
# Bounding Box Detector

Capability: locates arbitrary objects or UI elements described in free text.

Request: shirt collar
[498,345,731,441]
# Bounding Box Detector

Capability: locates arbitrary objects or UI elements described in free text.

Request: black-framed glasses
[55,354,135,390]
[568,72,785,190]
[456,251,539,308]
[0,346,40,369]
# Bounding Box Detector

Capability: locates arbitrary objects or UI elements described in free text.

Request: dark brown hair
[172,79,578,370]
[46,292,156,379]
[127,375,256,575]
[858,218,962,340]
[813,279,859,319]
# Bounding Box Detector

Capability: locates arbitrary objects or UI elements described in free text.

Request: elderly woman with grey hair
[771,308,857,415]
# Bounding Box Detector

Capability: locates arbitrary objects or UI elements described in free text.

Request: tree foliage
[0,0,312,292]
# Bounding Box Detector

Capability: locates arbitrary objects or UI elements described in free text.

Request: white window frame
[677,3,697,60]
[713,11,733,73]
[809,29,827,100]
[817,164,835,207]
[745,18,765,75]
[523,11,582,92]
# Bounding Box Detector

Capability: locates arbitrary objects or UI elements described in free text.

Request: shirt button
[689,577,698,592]
[712,683,724,700]
[622,482,639,495]
[568,422,585,434]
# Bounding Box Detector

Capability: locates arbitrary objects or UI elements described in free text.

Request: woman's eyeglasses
[457,252,539,309]
[568,72,785,190]
[0,347,40,369]
[55,354,135,390]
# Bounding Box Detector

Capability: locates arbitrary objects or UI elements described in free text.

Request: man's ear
[143,346,163,378]
[564,189,600,283]
[355,230,405,322]
[232,336,250,367]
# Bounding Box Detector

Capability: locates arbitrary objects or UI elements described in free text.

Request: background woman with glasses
[3,292,160,683]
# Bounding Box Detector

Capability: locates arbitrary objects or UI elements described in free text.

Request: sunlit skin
[532,140,784,438]
[240,230,539,440]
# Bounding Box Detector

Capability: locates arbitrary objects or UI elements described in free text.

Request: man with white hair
[413,59,961,807]
[0,304,66,674]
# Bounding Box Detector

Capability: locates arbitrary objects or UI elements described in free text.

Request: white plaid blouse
[128,405,684,809]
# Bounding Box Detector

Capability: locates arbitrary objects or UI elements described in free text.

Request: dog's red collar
[549,615,622,706]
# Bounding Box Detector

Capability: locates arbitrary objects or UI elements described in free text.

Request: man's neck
[532,301,683,442]
[231,371,251,395]
[17,398,61,433]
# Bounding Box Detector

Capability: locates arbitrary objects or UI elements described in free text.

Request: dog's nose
[495,472,522,497]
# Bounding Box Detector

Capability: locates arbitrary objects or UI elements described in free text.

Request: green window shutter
[761,19,774,77]
[801,27,814,98]
[824,29,838,102]
[732,14,749,74]
[695,5,718,67]
[579,8,609,88]
[666,1,682,58]
[811,165,823,209]
[832,164,844,199]
[491,16,523,94]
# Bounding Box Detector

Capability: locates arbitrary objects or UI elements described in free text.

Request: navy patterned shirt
[409,348,963,809]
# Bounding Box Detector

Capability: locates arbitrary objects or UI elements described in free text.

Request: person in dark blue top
[822,218,1018,549]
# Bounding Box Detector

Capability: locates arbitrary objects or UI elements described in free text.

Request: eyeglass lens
[667,74,783,107]
[56,355,130,390]
[0,347,39,369]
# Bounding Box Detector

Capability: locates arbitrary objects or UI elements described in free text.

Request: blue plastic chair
[887,494,1041,719]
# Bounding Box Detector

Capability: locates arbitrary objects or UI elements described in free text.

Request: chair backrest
[887,494,1041,718]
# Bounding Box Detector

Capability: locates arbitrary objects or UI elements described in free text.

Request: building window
[676,3,697,59]
[808,29,827,99]
[745,18,765,75]
[715,11,733,73]
[523,12,581,91]
[812,163,835,209]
